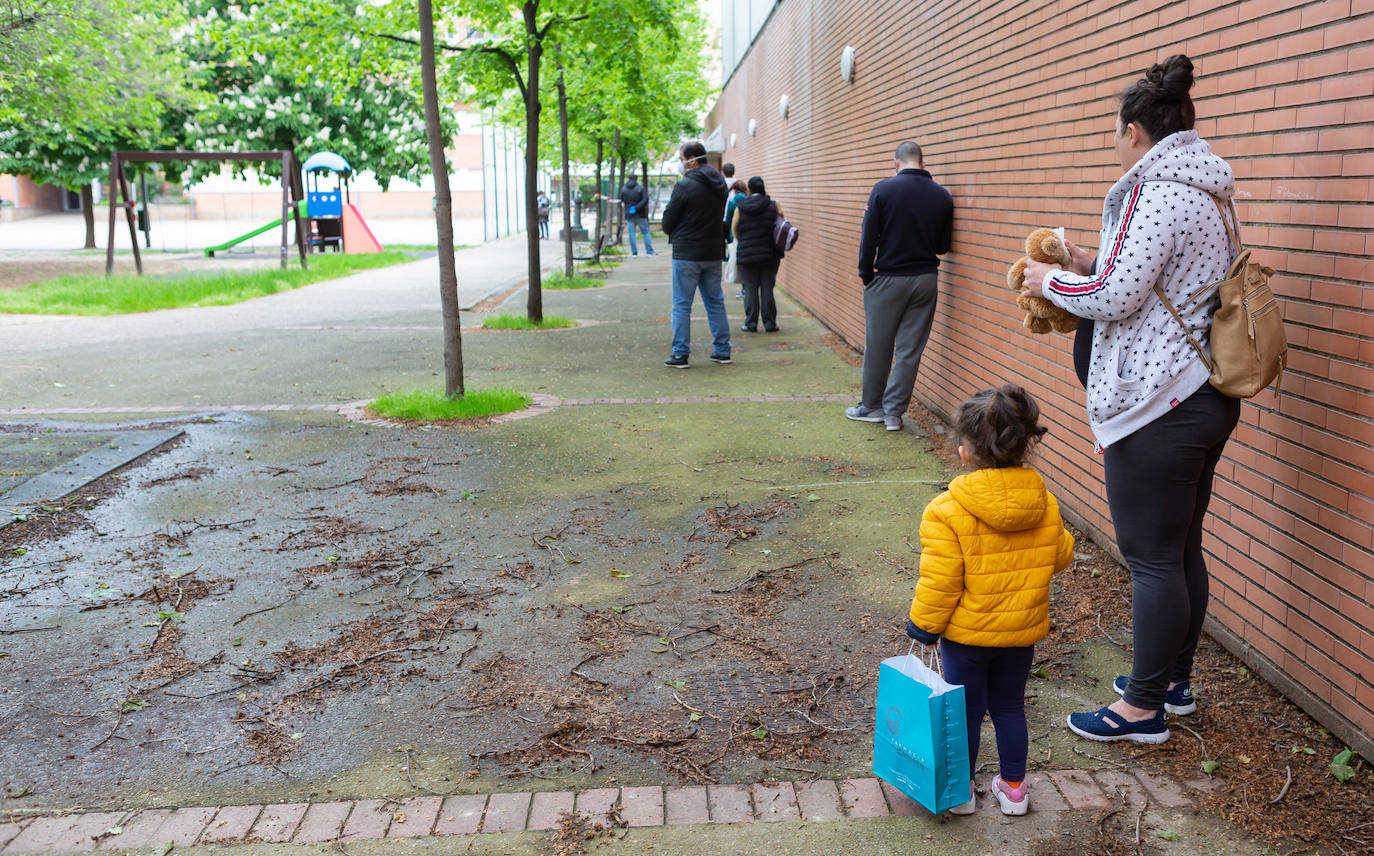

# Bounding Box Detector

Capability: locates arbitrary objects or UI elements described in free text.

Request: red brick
[199,806,262,844]
[751,782,800,822]
[157,808,217,847]
[12,814,125,854]
[292,802,352,844]
[480,792,530,834]
[249,803,307,843]
[526,792,575,832]
[794,779,843,821]
[434,795,486,835]
[664,786,709,825]
[387,796,442,839]
[573,788,618,827]
[1024,772,1069,811]
[1092,771,1149,809]
[340,799,391,842]
[619,787,664,827]
[706,784,753,823]
[879,780,927,817]
[1132,770,1195,808]
[98,809,171,850]
[0,822,27,852]
[1048,770,1113,810]
[840,778,890,818]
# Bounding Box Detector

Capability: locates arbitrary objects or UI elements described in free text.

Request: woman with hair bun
[1021,55,1242,744]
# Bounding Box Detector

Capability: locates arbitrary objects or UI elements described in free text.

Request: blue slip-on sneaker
[1113,675,1197,715]
[845,405,884,423]
[1066,706,1170,744]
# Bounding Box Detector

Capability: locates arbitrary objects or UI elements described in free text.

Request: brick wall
[708,0,1374,758]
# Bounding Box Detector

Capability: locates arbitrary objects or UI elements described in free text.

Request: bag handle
[906,640,944,676]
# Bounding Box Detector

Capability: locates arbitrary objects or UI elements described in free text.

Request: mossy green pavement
[0,250,1290,854]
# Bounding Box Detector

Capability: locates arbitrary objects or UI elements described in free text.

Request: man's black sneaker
[664,355,689,369]
[709,353,732,364]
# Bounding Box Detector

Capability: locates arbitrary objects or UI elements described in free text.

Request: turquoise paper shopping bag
[872,647,971,814]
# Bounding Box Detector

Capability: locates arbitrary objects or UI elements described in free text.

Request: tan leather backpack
[1153,194,1287,398]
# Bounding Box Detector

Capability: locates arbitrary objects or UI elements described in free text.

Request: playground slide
[341,203,384,254]
[204,200,308,257]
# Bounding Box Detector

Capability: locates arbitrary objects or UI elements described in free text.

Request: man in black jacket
[659,140,731,368]
[848,141,954,431]
[619,179,654,256]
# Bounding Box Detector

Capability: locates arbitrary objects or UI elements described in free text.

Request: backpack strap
[1153,282,1215,374]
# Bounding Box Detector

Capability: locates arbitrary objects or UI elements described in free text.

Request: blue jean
[628,217,654,255]
[939,638,1034,782]
[670,258,730,358]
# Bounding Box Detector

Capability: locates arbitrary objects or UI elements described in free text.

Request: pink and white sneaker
[947,780,977,815]
[991,775,1029,815]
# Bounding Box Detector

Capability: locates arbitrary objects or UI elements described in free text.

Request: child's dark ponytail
[954,384,1048,468]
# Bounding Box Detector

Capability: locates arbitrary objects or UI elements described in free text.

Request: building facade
[710,0,1374,757]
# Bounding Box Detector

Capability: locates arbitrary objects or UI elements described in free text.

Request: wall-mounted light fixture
[778,94,789,118]
[729,133,737,148]
[841,46,856,82]
[748,118,757,137]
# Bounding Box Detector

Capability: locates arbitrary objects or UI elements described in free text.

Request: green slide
[204,200,308,257]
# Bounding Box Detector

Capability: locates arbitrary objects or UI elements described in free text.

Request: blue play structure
[302,151,352,251]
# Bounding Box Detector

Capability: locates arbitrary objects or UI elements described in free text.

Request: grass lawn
[0,251,415,315]
[543,271,605,290]
[368,387,532,421]
[481,312,577,330]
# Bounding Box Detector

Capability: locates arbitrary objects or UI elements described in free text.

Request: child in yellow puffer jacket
[906,384,1075,817]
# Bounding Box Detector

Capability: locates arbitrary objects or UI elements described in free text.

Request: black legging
[1105,382,1240,711]
[737,259,779,330]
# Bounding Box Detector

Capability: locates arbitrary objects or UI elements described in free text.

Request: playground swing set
[105,149,383,275]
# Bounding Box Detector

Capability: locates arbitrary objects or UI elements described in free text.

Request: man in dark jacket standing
[848,141,953,431]
[660,140,731,368]
[619,178,654,256]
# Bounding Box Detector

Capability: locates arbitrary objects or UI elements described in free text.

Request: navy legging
[939,638,1034,782]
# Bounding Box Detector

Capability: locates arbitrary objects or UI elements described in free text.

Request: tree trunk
[642,160,652,219]
[80,184,96,249]
[555,44,574,279]
[592,138,604,263]
[419,0,463,397]
[523,1,543,323]
[617,155,627,242]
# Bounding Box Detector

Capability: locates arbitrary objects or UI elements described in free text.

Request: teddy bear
[1006,228,1081,334]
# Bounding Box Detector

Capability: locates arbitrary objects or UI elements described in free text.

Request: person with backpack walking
[1021,55,1242,744]
[848,141,954,432]
[619,178,654,256]
[906,384,1075,816]
[536,192,551,240]
[730,176,784,333]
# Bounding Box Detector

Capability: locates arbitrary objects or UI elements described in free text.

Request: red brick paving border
[0,772,1200,852]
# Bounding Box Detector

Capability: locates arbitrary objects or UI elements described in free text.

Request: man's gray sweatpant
[861,273,939,417]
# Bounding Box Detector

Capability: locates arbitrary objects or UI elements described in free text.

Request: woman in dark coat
[730,176,784,332]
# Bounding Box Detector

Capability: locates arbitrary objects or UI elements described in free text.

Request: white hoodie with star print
[1040,130,1238,450]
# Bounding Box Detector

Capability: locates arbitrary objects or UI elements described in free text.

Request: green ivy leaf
[664,678,687,691]
[1201,760,1221,775]
[120,697,148,713]
[1331,748,1356,782]
[689,712,702,722]
[1154,831,1180,841]
[750,729,769,739]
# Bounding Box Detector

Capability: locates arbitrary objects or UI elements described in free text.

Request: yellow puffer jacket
[908,467,1075,648]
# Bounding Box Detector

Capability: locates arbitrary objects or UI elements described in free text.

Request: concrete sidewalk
[0,251,1312,856]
